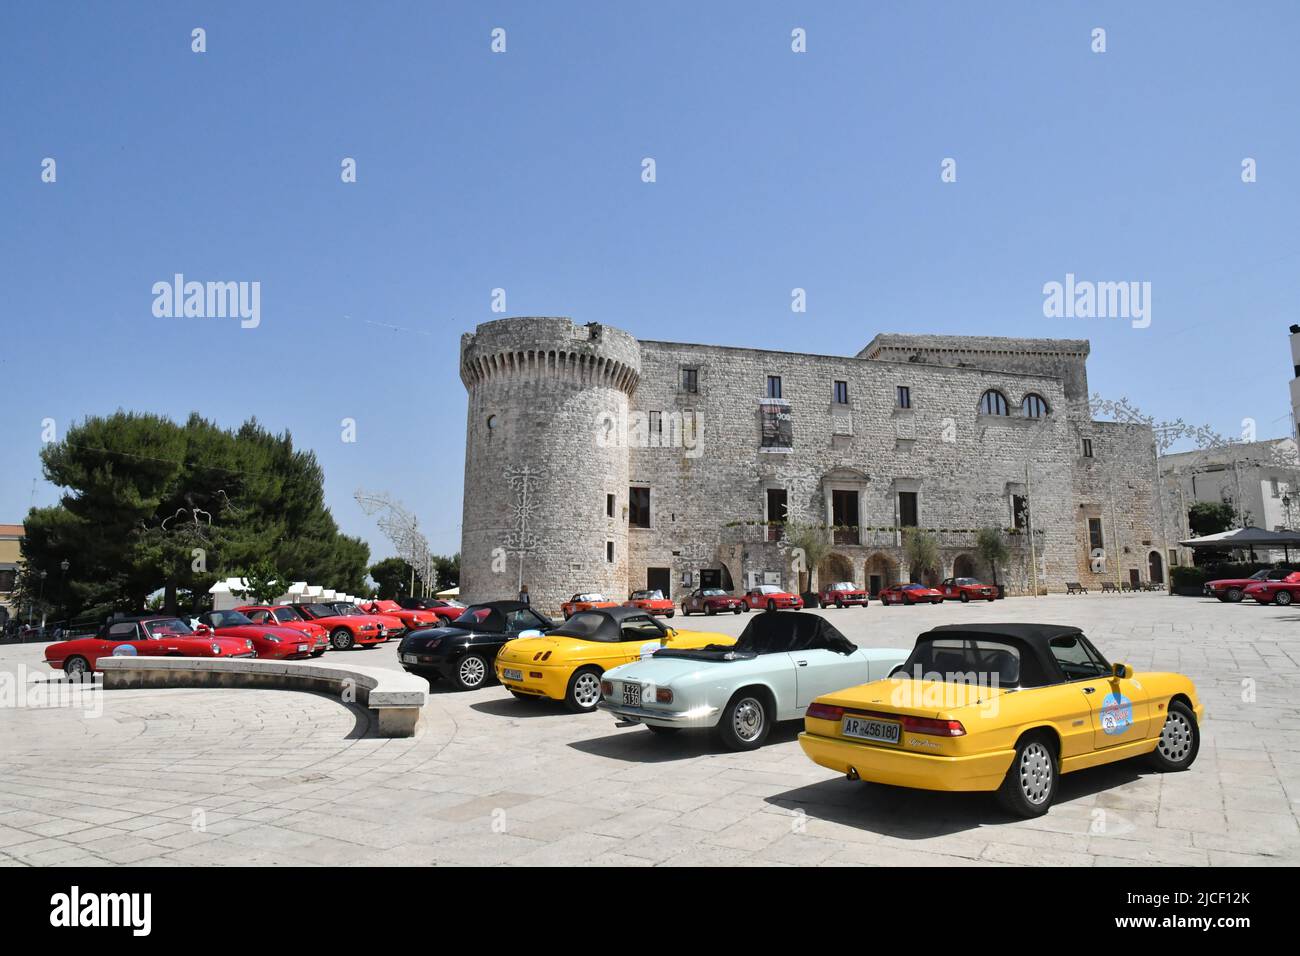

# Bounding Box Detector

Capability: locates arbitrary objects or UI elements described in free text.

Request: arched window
[1022,393,1049,418]
[979,389,1009,416]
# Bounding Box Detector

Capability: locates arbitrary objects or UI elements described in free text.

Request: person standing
[518,584,530,605]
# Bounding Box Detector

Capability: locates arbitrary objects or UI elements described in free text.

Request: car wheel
[714,691,771,751]
[733,607,742,614]
[453,653,490,690]
[330,628,354,651]
[63,655,89,678]
[766,600,776,612]
[1275,591,1293,606]
[310,648,327,658]
[666,611,674,618]
[960,592,969,603]
[836,599,844,608]
[1226,588,1243,602]
[1147,701,1200,772]
[996,734,1058,818]
[564,667,603,713]
[645,725,680,736]
[706,605,717,616]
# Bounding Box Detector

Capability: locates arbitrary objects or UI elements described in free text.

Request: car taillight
[806,702,844,721]
[600,680,612,696]
[655,688,673,704]
[900,715,966,737]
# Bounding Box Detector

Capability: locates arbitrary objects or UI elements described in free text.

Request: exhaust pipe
[846,766,860,781]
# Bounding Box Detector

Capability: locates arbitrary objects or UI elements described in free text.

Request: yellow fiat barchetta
[495,606,734,712]
[798,623,1204,817]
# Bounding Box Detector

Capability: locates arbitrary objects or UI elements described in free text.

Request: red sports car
[1204,568,1295,602]
[43,615,255,677]
[361,599,443,631]
[624,589,675,617]
[938,577,997,602]
[236,604,330,652]
[287,602,388,650]
[324,601,405,640]
[1243,572,1300,605]
[197,609,326,659]
[879,583,945,605]
[680,588,745,615]
[743,585,803,611]
[396,597,466,625]
[817,581,869,608]
[561,593,620,619]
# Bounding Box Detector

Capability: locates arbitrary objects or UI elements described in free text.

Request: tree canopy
[18,411,369,622]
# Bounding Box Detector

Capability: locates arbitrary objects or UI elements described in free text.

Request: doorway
[647,567,671,599]
[1147,551,1163,585]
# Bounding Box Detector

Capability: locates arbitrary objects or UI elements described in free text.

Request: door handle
[1083,686,1095,694]
[796,660,808,667]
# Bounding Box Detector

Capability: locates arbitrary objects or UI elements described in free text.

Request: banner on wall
[759,398,792,449]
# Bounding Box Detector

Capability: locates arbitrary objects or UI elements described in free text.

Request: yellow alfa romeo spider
[495,606,734,712]
[798,623,1203,817]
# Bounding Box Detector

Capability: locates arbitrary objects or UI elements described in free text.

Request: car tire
[1147,700,1200,772]
[714,691,771,751]
[706,605,717,616]
[564,666,604,713]
[996,733,1058,818]
[330,628,354,651]
[63,655,90,678]
[645,724,680,736]
[453,653,490,690]
[733,607,742,614]
[310,649,327,658]
[836,599,844,608]
[960,592,969,603]
[666,611,674,618]
[1275,591,1293,606]
[1226,588,1243,602]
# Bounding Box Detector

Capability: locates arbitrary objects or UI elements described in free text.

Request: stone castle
[459,317,1164,615]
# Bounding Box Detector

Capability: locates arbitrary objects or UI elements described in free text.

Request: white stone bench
[96,656,426,737]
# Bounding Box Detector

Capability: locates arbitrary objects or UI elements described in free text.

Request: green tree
[232,557,284,605]
[903,528,940,583]
[783,521,832,593]
[1188,501,1236,536]
[975,527,1010,588]
[20,411,369,622]
[368,557,414,600]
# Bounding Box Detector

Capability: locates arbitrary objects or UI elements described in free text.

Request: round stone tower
[459,317,641,615]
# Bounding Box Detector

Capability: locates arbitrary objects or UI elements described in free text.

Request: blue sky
[3,1,1298,559]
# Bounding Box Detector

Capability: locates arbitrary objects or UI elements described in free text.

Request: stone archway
[952,553,977,579]
[816,552,854,590]
[864,552,900,596]
[1147,550,1163,585]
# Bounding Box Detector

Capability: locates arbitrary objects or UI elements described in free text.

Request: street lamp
[59,558,70,617]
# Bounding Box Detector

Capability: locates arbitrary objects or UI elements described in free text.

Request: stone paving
[0,592,1296,866]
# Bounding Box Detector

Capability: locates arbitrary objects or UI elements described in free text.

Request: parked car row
[1204,567,1300,605]
[394,602,1203,818]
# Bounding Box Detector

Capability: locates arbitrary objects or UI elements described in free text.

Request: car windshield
[332,604,364,616]
[631,590,663,600]
[449,605,495,628]
[273,608,302,623]
[829,582,853,590]
[1250,571,1270,580]
[754,585,780,594]
[206,611,252,627]
[301,604,336,618]
[144,618,193,638]
[902,584,926,591]
[954,578,980,586]
[575,594,607,602]
[701,589,726,596]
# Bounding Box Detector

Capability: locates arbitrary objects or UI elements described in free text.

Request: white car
[598,612,908,750]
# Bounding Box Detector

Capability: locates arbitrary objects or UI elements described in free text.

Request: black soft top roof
[549,605,662,641]
[735,611,856,655]
[922,623,1082,648]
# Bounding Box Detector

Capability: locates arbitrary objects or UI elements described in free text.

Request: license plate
[622,682,642,707]
[503,668,523,681]
[841,715,901,744]
[297,644,307,653]
[401,653,419,664]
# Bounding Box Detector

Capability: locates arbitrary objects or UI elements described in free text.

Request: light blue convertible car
[597,611,908,750]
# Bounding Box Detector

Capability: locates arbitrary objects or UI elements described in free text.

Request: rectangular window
[898,491,918,528]
[1082,438,1093,458]
[629,487,651,528]
[766,488,787,541]
[833,380,849,405]
[1271,478,1281,498]
[1088,518,1104,552]
[766,375,782,399]
[0,569,15,593]
[896,385,911,409]
[648,410,662,441]
[606,493,615,518]
[606,541,614,563]
[832,489,860,544]
[1012,494,1028,530]
[681,368,698,393]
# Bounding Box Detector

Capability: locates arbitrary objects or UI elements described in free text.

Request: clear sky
[3,1,1298,560]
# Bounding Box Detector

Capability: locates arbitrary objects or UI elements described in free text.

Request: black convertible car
[396,600,555,690]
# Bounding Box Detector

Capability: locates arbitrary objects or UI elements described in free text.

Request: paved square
[1,593,1296,866]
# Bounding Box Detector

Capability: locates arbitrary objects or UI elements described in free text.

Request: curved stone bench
[96,657,427,737]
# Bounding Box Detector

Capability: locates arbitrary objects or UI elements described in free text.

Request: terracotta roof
[0,524,24,537]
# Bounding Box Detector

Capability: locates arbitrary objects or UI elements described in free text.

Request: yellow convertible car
[798,623,1203,817]
[495,606,734,712]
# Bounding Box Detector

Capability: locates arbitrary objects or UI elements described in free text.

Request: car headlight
[211,643,222,654]
[263,633,281,643]
[246,639,254,649]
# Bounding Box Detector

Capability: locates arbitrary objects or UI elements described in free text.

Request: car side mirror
[194,624,210,635]
[516,629,543,639]
[1112,662,1132,679]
